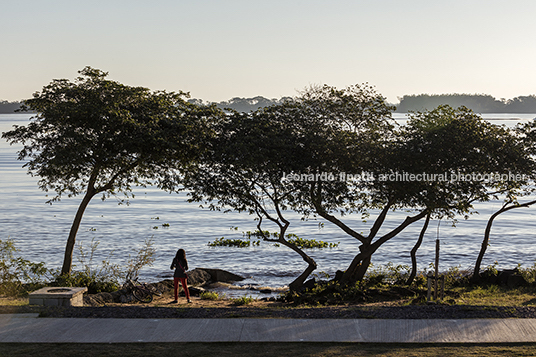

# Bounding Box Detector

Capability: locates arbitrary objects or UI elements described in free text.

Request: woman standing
[170,249,191,303]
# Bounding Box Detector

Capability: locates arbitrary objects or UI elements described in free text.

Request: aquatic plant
[284,234,339,249]
[207,237,259,248]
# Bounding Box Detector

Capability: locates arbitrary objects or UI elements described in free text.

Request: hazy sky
[1,0,535,104]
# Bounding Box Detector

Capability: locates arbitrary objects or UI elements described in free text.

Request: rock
[189,287,205,296]
[498,268,528,287]
[333,270,345,282]
[110,290,124,303]
[259,289,272,294]
[302,278,316,291]
[120,293,137,303]
[187,268,213,286]
[83,267,244,305]
[83,292,114,306]
[151,280,174,293]
[197,268,245,283]
[479,270,499,284]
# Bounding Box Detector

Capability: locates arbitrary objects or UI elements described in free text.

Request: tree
[183,104,320,291]
[473,198,536,279]
[405,213,431,286]
[471,119,536,279]
[1,67,205,275]
[387,106,530,283]
[284,84,424,284]
[293,100,529,285]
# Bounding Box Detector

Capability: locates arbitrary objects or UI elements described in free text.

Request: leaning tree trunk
[472,210,500,281]
[254,208,317,292]
[60,188,97,276]
[287,247,317,292]
[406,213,431,286]
[472,200,536,282]
[275,229,318,291]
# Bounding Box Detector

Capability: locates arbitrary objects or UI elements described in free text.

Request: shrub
[442,265,470,288]
[232,295,255,305]
[200,291,221,300]
[50,238,121,293]
[364,263,409,286]
[283,280,366,305]
[520,263,536,284]
[52,237,156,294]
[124,237,156,281]
[0,238,49,296]
[52,270,119,294]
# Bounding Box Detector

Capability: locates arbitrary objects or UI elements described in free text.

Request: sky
[1,0,535,104]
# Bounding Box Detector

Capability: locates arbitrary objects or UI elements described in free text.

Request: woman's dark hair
[175,249,186,261]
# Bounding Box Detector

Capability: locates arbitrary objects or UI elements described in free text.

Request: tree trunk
[254,207,317,292]
[340,210,428,285]
[276,232,317,292]
[406,213,431,286]
[345,242,371,283]
[288,254,317,292]
[340,241,373,284]
[472,211,499,281]
[60,189,96,275]
[472,200,536,282]
[354,256,371,282]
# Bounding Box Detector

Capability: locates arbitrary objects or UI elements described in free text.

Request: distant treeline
[0,100,22,113]
[189,96,292,113]
[396,94,536,113]
[1,97,291,114]
[192,94,536,113]
[4,93,536,114]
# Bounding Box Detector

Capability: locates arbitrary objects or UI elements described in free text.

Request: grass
[282,263,536,307]
[231,295,256,305]
[4,282,536,309]
[0,297,28,306]
[1,343,536,357]
[454,285,536,306]
[4,262,536,309]
[199,291,222,300]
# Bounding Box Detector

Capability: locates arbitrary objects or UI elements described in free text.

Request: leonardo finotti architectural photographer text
[281,171,529,183]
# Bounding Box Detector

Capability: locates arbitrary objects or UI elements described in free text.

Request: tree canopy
[183,104,320,290]
[3,72,535,288]
[2,67,208,275]
[272,95,531,284]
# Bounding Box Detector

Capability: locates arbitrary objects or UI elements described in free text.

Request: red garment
[174,277,190,300]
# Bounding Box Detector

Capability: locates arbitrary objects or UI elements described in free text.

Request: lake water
[2,113,536,297]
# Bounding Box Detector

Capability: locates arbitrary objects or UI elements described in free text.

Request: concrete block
[29,287,88,307]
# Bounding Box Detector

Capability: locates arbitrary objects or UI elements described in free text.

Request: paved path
[2,314,536,343]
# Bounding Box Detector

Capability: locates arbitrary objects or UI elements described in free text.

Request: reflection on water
[2,114,536,296]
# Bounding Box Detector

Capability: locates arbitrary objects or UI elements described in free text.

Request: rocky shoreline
[4,268,536,320]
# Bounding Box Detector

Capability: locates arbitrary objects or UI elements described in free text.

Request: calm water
[2,113,536,296]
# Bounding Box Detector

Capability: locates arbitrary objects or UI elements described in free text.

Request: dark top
[171,257,188,278]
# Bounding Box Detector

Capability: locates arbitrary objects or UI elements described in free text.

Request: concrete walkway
[2,314,536,343]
